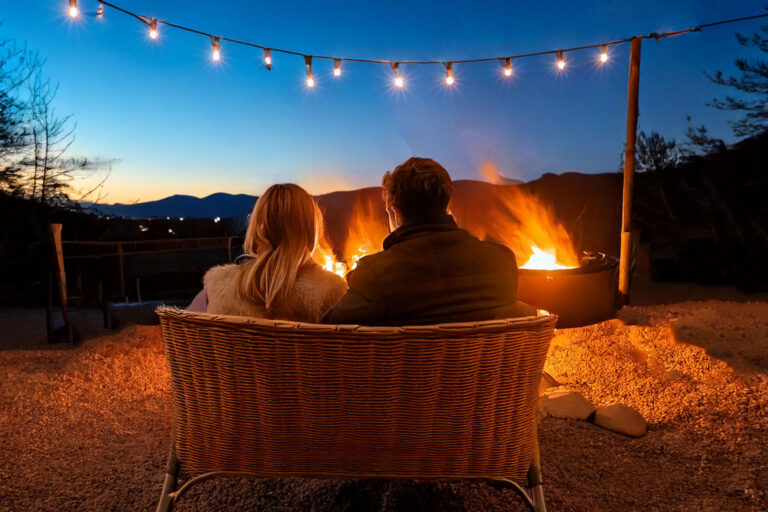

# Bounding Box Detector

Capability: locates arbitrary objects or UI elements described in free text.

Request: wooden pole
[619,37,642,305]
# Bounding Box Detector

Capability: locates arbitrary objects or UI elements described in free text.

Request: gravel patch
[1,299,767,511]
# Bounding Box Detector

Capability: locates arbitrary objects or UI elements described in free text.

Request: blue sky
[3,1,766,203]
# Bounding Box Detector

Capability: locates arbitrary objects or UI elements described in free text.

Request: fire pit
[518,252,619,328]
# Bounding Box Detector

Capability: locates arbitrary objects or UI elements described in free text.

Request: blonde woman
[199,184,346,323]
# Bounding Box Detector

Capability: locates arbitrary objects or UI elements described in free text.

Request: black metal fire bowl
[517,252,619,328]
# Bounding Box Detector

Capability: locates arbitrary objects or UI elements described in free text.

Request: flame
[451,166,580,270]
[521,246,575,270]
[315,195,388,277]
[316,165,579,275]
[342,198,388,268]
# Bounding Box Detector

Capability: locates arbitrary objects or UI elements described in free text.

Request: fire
[451,162,580,270]
[319,249,348,278]
[315,196,389,277]
[521,246,575,270]
[316,164,580,275]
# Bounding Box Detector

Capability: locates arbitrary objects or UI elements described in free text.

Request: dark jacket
[324,214,534,326]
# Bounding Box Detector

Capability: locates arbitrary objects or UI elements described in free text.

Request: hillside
[83,192,258,221]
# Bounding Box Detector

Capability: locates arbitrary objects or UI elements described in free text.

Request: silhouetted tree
[707,20,768,137]
[0,28,113,206]
[0,36,32,194]
[680,116,727,157]
[635,130,680,172]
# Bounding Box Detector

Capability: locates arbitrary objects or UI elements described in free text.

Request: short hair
[382,157,453,221]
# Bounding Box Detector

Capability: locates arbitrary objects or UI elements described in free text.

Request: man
[325,157,534,326]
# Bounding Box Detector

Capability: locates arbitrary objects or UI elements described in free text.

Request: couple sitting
[199,157,534,325]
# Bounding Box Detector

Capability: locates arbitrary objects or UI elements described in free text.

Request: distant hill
[82,192,258,221]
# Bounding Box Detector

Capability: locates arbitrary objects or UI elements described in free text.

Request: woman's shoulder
[297,261,347,292]
[203,263,241,289]
[284,261,347,322]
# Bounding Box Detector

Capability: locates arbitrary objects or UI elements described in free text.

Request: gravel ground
[1,292,767,511]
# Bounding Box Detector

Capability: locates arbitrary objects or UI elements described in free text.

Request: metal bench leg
[527,437,547,512]
[156,447,179,512]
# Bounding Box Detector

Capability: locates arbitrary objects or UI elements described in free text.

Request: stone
[592,404,647,437]
[539,391,595,420]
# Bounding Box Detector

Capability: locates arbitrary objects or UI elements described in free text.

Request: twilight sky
[3,1,766,203]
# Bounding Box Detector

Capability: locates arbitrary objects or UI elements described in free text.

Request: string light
[305,55,315,87]
[211,36,221,61]
[391,62,404,88]
[148,19,159,40]
[599,44,608,63]
[503,57,513,77]
[71,2,768,94]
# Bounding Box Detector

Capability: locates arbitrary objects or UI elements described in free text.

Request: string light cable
[69,1,768,83]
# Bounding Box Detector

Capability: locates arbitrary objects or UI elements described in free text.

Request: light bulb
[149,20,158,40]
[304,56,315,87]
[503,57,512,77]
[599,45,608,63]
[556,51,566,70]
[96,3,104,18]
[333,59,342,77]
[68,0,78,18]
[445,62,454,85]
[391,62,404,88]
[264,49,272,70]
[446,75,454,85]
[211,37,221,61]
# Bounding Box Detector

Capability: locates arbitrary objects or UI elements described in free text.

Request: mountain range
[82,192,259,221]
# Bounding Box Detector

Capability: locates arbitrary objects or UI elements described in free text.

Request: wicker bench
[155,307,557,511]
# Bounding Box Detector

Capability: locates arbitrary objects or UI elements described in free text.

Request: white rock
[592,404,647,437]
[539,391,595,420]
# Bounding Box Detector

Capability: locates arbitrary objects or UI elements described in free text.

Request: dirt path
[1,298,766,511]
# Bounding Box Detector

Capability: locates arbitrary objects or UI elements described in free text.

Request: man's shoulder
[436,228,519,265]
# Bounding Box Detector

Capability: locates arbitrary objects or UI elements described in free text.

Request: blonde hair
[237,183,324,314]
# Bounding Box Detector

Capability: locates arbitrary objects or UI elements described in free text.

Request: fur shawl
[203,261,347,323]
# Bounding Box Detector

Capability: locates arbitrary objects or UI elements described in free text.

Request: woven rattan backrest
[157,307,556,481]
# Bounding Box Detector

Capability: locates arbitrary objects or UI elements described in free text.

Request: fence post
[117,243,126,302]
[48,223,74,344]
